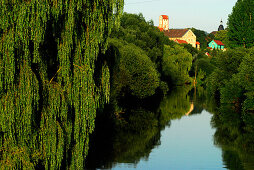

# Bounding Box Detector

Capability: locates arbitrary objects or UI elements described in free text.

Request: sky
[124,0,237,33]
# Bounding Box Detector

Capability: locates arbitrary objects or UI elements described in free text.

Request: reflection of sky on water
[112,110,225,170]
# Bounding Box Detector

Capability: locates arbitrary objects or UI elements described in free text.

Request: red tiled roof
[158,27,164,31]
[214,40,224,46]
[196,41,200,45]
[175,39,188,44]
[163,29,189,38]
[161,15,168,19]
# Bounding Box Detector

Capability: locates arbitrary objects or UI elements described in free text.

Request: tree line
[193,0,254,156]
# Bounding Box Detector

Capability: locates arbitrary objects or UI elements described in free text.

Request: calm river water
[111,111,223,170]
[86,86,254,170]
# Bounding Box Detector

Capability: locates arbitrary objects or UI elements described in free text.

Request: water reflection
[159,86,192,121]
[212,105,254,170]
[85,108,161,169]
[86,86,201,169]
[86,85,254,170]
[2,84,254,169]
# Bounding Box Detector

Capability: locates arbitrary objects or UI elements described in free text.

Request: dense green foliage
[103,13,193,112]
[162,45,192,85]
[109,38,160,99]
[193,56,215,79]
[191,28,208,49]
[111,13,172,66]
[205,47,254,158]
[214,30,229,47]
[203,1,254,162]
[228,0,254,48]
[0,0,123,169]
[206,48,249,103]
[191,28,216,49]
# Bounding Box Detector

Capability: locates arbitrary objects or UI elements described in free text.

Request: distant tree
[214,30,229,47]
[109,38,160,100]
[207,33,215,43]
[111,13,171,69]
[206,48,248,98]
[182,43,198,57]
[191,28,208,49]
[228,0,254,48]
[237,48,254,112]
[162,45,192,85]
[193,57,216,79]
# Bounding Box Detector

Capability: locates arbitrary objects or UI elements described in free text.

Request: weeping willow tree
[0,0,123,169]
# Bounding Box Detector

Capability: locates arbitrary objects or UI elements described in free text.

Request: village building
[158,15,199,48]
[210,20,225,35]
[207,21,226,51]
[208,40,225,50]
[163,29,197,48]
[174,39,188,44]
[158,16,225,50]
[196,41,200,49]
[159,15,169,31]
[218,20,224,31]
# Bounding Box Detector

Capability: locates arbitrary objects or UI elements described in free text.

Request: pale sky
[124,0,237,33]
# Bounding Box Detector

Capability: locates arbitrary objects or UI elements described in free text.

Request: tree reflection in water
[212,105,254,170]
[87,85,254,170]
[86,85,195,169]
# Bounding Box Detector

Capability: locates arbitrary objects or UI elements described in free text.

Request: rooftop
[213,40,224,46]
[175,39,188,44]
[161,15,169,19]
[163,29,189,38]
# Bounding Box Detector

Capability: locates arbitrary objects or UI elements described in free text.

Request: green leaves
[228,0,254,48]
[110,39,160,99]
[214,30,229,47]
[162,45,192,85]
[0,0,124,169]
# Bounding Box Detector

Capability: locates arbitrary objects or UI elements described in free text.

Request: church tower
[159,15,169,31]
[218,20,224,31]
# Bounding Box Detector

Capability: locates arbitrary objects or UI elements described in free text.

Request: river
[85,86,254,170]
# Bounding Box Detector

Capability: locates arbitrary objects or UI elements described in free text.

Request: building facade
[163,29,197,48]
[158,15,199,48]
[196,41,200,49]
[208,40,225,50]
